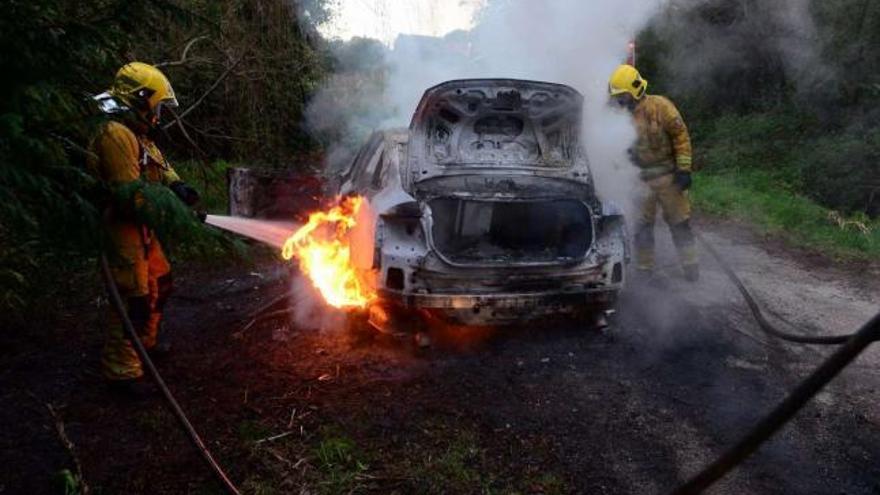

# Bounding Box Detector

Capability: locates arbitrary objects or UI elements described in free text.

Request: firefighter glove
[169,181,200,206]
[674,171,692,191]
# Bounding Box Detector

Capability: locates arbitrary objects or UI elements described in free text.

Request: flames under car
[334,78,629,330]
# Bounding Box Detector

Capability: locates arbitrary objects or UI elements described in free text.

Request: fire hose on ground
[99,255,242,495]
[666,233,880,494]
[98,226,879,495]
[696,232,852,345]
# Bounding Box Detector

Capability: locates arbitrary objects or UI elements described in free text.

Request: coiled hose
[666,234,880,494]
[100,255,241,495]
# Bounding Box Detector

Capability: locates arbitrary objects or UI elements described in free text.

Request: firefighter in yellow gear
[88,62,201,390]
[609,64,699,281]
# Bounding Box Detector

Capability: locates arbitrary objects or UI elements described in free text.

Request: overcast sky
[319,0,485,45]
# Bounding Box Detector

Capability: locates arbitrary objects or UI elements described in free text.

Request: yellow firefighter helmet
[609,64,648,100]
[109,62,178,119]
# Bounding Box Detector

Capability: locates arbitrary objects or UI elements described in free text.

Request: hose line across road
[669,310,880,494]
[99,255,242,495]
[696,232,859,345]
[666,233,880,494]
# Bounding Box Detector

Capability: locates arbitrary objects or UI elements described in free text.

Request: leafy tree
[0,0,333,314]
[638,0,880,216]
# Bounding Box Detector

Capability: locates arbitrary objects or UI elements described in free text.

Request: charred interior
[429,198,592,264]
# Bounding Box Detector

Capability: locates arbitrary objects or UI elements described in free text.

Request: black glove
[169,181,201,206]
[195,210,207,223]
[673,171,692,191]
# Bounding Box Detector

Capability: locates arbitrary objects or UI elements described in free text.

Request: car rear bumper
[375,287,618,326]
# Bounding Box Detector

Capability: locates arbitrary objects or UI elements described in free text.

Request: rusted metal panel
[227,167,323,219]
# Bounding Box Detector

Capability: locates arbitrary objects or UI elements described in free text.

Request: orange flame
[281,196,375,309]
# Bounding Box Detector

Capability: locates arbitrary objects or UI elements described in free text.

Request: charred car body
[337,79,629,330]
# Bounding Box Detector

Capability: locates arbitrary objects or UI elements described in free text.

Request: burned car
[337,79,629,331]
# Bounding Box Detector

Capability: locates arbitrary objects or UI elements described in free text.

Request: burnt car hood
[407,79,589,184]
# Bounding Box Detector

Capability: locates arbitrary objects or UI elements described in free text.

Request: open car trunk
[429,198,593,265]
[408,79,585,181]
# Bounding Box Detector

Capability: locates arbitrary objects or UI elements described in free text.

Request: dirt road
[2,218,878,494]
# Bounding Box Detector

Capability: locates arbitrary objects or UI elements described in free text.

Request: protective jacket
[88,120,179,380]
[89,120,181,191]
[631,95,692,180]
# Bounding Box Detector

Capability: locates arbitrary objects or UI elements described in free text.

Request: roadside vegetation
[691,112,880,259]
[640,0,880,259]
[692,168,880,258]
[225,418,567,494]
[0,0,333,316]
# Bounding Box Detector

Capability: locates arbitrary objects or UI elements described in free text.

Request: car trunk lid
[408,79,584,183]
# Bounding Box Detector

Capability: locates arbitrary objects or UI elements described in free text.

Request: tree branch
[162,55,244,130]
[155,35,211,68]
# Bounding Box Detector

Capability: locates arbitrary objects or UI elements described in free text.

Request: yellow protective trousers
[634,173,697,271]
[88,120,181,381]
[101,225,172,380]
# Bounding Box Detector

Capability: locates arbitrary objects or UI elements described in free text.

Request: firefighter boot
[670,220,699,282]
[633,223,663,285]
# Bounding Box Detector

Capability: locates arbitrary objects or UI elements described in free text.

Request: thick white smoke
[310,0,830,207]
[290,273,348,332]
[652,0,833,102]
[387,1,661,113]
[307,1,668,210]
[380,0,666,212]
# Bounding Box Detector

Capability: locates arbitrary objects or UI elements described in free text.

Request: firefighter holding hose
[88,62,201,395]
[609,64,699,282]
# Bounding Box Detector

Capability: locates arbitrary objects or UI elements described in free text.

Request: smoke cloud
[308,0,831,203]
[648,0,834,105]
[396,0,671,213]
[290,273,347,332]
[310,0,670,217]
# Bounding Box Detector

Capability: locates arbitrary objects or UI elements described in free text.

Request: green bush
[0,1,329,316]
[697,110,810,189]
[693,168,880,258]
[694,109,880,217]
[692,108,880,256]
[796,129,880,216]
[173,160,236,214]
